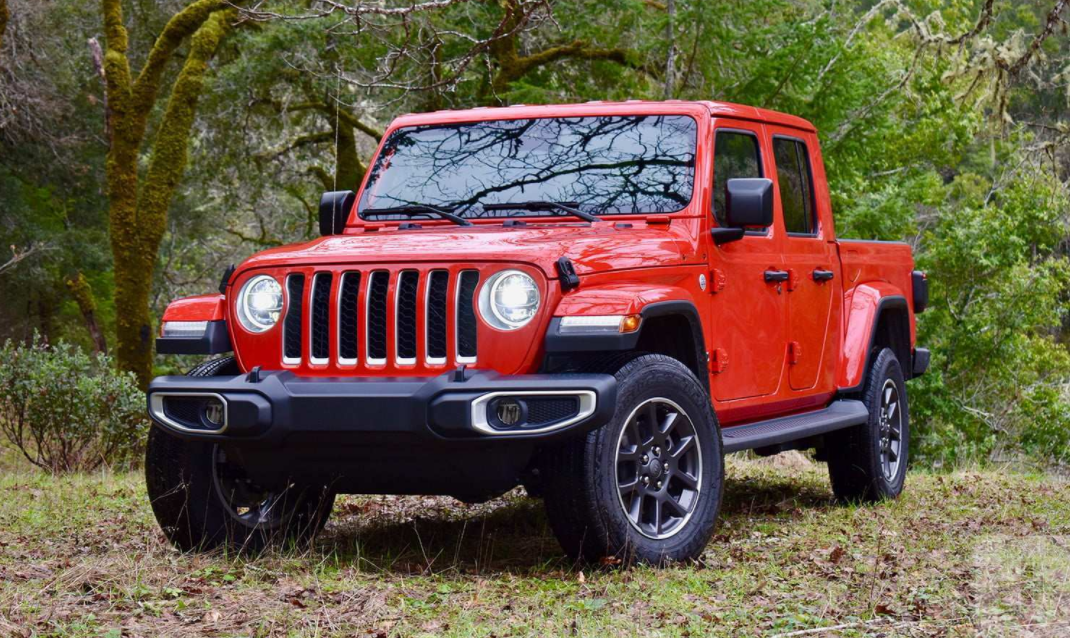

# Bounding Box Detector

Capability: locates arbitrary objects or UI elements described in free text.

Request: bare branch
[1005,0,1069,78]
[663,0,676,99]
[257,131,336,161]
[240,0,476,22]
[827,42,926,148]
[0,243,48,276]
[87,38,111,144]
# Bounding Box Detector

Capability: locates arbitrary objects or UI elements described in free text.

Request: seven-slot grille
[282,268,480,368]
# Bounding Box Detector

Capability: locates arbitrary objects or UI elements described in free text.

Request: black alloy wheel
[615,398,703,539]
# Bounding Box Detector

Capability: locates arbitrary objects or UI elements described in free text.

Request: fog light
[491,398,526,428]
[203,399,225,427]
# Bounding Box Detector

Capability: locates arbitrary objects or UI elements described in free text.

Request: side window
[712,131,762,226]
[773,138,815,234]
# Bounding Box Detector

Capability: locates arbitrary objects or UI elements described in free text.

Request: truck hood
[236,222,699,277]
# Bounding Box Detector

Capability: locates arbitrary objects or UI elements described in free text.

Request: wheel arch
[632,301,708,392]
[544,296,709,393]
[838,283,913,394]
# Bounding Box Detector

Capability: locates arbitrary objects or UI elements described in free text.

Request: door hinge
[787,268,799,292]
[711,348,729,373]
[711,268,726,293]
[789,341,802,365]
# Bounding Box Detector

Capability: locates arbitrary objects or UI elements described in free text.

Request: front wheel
[145,358,334,552]
[541,354,724,565]
[146,430,334,552]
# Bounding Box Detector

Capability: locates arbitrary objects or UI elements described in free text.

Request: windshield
[357,115,698,219]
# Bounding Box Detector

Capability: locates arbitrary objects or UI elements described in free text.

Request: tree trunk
[664,0,676,99]
[66,273,108,355]
[101,0,233,388]
[482,0,647,105]
[333,118,366,190]
[108,136,151,384]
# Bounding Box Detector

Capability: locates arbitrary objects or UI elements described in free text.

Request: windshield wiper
[482,201,599,223]
[363,204,472,227]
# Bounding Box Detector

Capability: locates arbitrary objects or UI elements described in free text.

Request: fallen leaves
[0,464,1066,636]
[829,545,845,564]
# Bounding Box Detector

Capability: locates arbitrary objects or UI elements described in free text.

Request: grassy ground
[1,455,1068,637]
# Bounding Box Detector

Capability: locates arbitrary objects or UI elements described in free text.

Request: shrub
[0,334,147,473]
[909,167,1070,467]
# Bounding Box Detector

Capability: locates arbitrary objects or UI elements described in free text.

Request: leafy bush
[0,335,147,473]
[902,162,1070,467]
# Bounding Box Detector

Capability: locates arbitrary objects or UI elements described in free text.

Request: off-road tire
[541,354,724,565]
[826,348,910,502]
[146,357,334,552]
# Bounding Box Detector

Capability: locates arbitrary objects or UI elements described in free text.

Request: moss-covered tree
[269,99,383,192]
[482,0,651,104]
[100,0,235,387]
[66,272,108,355]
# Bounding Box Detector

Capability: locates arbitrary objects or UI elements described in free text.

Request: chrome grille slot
[456,270,479,362]
[337,272,360,364]
[425,270,449,363]
[310,272,333,364]
[276,266,479,368]
[283,274,305,364]
[366,271,389,364]
[396,270,419,364]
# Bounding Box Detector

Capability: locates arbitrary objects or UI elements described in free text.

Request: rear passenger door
[706,121,787,402]
[768,131,838,392]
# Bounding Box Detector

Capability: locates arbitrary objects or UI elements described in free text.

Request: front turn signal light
[620,314,642,333]
[559,314,642,334]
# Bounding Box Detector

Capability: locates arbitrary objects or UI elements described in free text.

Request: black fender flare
[544,300,709,392]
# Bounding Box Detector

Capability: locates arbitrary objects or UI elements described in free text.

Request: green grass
[1,456,1068,637]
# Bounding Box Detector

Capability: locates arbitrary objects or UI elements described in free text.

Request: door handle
[812,269,834,282]
[763,270,789,283]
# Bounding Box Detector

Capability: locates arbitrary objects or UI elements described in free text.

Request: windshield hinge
[556,257,581,292]
[218,264,235,294]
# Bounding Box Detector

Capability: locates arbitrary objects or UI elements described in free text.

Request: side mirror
[711,178,774,246]
[319,190,357,236]
[725,178,774,228]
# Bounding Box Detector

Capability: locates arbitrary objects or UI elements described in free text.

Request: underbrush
[0,335,147,473]
[0,458,1067,637]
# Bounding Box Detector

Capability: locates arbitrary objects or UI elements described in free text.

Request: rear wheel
[145,357,334,552]
[541,354,723,565]
[826,347,910,502]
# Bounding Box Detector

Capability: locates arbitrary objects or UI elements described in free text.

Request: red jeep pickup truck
[147,101,929,564]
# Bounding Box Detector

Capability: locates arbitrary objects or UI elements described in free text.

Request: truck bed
[837,239,915,296]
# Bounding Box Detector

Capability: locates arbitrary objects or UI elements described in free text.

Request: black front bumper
[147,369,617,447]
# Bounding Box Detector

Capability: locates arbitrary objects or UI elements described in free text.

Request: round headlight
[478,270,540,330]
[236,275,283,333]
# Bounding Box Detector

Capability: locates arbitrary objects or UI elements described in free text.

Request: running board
[722,400,869,453]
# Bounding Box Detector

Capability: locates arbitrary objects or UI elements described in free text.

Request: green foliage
[2,0,1069,468]
[0,334,148,473]
[912,167,1070,465]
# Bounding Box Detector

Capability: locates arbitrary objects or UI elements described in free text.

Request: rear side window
[773,137,815,234]
[712,131,762,226]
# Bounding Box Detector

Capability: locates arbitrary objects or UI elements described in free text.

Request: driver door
[706,121,787,403]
